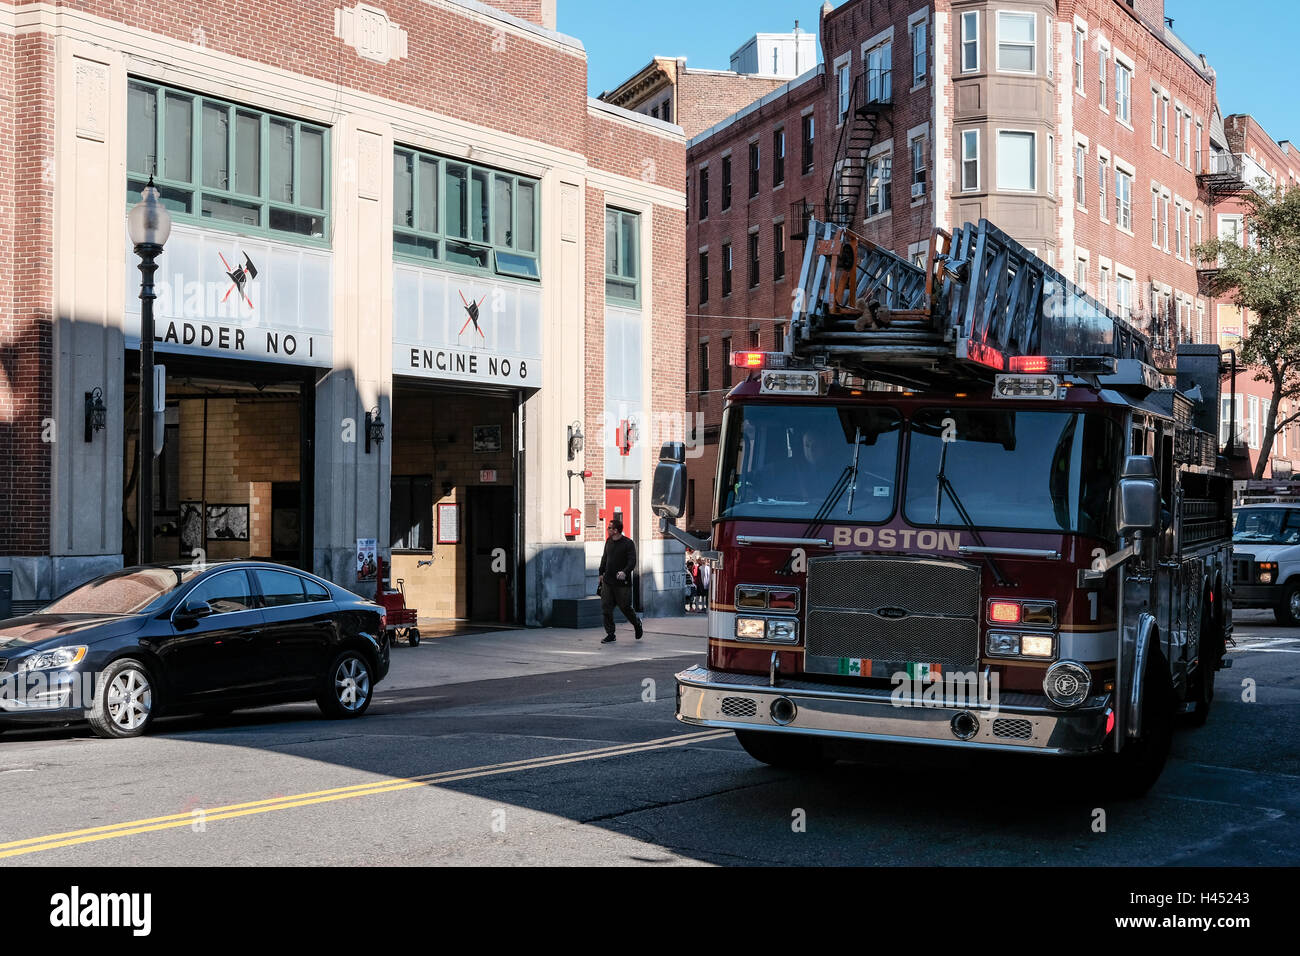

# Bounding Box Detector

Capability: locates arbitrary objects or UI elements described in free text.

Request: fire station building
[0,0,686,623]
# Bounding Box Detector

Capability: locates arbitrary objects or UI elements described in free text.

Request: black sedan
[0,562,390,739]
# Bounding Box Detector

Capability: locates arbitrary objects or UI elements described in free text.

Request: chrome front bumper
[675,665,1111,755]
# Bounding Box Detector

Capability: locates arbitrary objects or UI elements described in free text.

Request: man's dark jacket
[599,535,637,588]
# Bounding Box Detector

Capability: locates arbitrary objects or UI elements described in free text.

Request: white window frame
[1113,52,1133,125]
[1098,257,1111,308]
[1115,265,1135,321]
[1046,14,1054,79]
[1161,188,1171,251]
[1173,104,1182,165]
[996,128,1037,192]
[961,10,980,73]
[1073,22,1086,94]
[1195,119,1204,172]
[1249,395,1260,450]
[1151,184,1160,246]
[1047,133,1055,196]
[961,128,980,191]
[910,10,928,88]
[863,36,894,103]
[1075,140,1087,208]
[1114,161,1133,233]
[1098,150,1109,222]
[866,149,893,218]
[1098,40,1109,112]
[1160,93,1169,152]
[1150,88,1160,147]
[910,132,927,195]
[835,53,852,124]
[996,10,1036,75]
[1075,249,1088,294]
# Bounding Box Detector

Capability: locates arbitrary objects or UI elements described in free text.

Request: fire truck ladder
[790,217,1153,388]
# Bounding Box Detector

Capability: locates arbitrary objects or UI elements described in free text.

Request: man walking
[599,516,642,643]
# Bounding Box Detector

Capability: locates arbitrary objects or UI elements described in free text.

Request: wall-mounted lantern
[365,407,385,453]
[84,387,107,443]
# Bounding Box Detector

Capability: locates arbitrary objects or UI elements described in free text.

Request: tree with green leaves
[1196,180,1300,478]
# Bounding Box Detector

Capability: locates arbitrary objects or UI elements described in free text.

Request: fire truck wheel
[1184,609,1222,728]
[408,628,421,646]
[1106,655,1174,799]
[1273,581,1300,627]
[734,730,832,769]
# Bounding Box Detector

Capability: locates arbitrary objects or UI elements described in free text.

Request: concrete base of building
[0,554,125,603]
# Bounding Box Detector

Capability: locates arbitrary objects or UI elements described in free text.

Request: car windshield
[1233,508,1300,544]
[903,407,1123,540]
[41,567,203,615]
[716,403,902,522]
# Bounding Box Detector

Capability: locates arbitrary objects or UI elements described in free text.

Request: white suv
[1233,503,1300,624]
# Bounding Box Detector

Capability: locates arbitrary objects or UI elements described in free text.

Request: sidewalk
[382,613,708,692]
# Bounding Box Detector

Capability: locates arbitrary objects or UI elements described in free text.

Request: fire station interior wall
[389,386,515,620]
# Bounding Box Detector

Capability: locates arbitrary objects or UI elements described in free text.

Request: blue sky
[559,0,1297,141]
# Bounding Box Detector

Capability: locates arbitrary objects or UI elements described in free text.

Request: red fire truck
[653,217,1234,795]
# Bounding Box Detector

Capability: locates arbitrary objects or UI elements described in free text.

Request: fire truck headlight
[767,619,798,643]
[987,631,1020,656]
[735,618,766,639]
[1043,661,1092,708]
[1020,634,1055,658]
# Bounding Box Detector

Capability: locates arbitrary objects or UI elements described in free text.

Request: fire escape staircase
[826,71,892,229]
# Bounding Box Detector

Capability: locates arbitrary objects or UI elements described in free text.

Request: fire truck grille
[992,718,1034,740]
[720,696,758,718]
[804,555,981,669]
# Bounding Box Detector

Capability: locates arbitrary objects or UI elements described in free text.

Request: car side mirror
[652,442,687,519]
[176,599,214,622]
[1117,455,1159,536]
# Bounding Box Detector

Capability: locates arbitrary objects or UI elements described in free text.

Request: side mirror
[651,442,687,519]
[176,599,214,622]
[1117,455,1159,536]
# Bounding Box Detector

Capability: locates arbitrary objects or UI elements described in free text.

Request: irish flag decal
[906,662,942,681]
[838,658,872,676]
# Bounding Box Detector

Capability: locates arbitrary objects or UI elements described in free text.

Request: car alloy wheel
[106,667,153,732]
[333,656,371,713]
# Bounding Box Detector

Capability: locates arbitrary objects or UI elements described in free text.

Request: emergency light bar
[731,351,789,369]
[1007,355,1117,375]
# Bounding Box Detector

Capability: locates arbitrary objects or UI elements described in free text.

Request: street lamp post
[127,178,172,565]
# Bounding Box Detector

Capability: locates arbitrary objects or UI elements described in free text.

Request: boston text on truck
[654,215,1236,796]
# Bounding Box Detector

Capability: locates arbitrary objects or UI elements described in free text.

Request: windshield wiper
[846,426,862,515]
[934,439,1012,587]
[774,465,854,575]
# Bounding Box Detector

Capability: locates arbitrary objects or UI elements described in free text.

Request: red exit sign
[480,469,497,483]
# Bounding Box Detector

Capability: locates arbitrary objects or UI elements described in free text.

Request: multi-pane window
[912,18,927,84]
[773,222,785,280]
[1098,157,1108,218]
[1099,48,1108,106]
[1047,134,1055,197]
[773,128,786,186]
[867,155,892,216]
[1115,61,1131,122]
[698,342,709,392]
[698,251,709,304]
[699,167,709,219]
[1074,26,1085,92]
[1151,187,1160,245]
[962,129,979,191]
[1151,89,1159,146]
[1115,168,1132,230]
[1075,258,1087,292]
[394,146,540,279]
[801,114,815,173]
[1184,115,1193,168]
[1045,15,1054,79]
[1099,266,1110,308]
[866,42,893,101]
[722,242,733,297]
[997,131,1036,191]
[605,208,640,303]
[721,155,732,210]
[961,11,979,73]
[748,231,760,289]
[1195,121,1204,172]
[1116,274,1133,320]
[1075,144,1086,205]
[997,11,1035,73]
[1160,97,1168,150]
[911,135,926,190]
[127,79,328,240]
[748,143,760,198]
[1174,201,1182,257]
[1162,194,1170,249]
[838,61,851,121]
[1174,106,1182,162]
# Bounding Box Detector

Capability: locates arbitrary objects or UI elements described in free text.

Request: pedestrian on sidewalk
[685,558,698,612]
[598,516,642,643]
[697,557,711,611]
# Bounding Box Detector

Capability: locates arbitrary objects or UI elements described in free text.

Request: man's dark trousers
[601,583,640,636]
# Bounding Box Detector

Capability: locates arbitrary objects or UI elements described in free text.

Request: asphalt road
[0,611,1295,866]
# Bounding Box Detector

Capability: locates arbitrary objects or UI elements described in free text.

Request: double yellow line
[0,730,731,860]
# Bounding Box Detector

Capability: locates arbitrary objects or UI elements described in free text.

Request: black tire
[316,649,375,719]
[408,628,420,647]
[86,658,158,739]
[1274,580,1300,626]
[735,729,832,769]
[1105,654,1174,799]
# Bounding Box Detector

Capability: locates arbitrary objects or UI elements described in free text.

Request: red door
[603,485,639,610]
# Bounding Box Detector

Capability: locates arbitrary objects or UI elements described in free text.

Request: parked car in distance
[1232,503,1300,624]
[0,562,389,738]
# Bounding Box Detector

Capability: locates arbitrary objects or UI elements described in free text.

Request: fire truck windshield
[716,404,903,522]
[905,407,1122,540]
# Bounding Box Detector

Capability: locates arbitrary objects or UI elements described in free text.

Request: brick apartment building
[1201,113,1300,478]
[0,0,686,623]
[599,28,818,139]
[678,0,1221,524]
